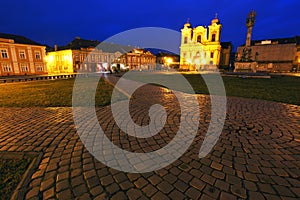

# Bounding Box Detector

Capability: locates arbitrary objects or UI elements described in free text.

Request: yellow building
[46,37,131,74]
[0,33,47,76]
[180,17,222,71]
[46,49,73,74]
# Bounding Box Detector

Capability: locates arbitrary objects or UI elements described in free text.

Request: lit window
[212,34,216,42]
[35,51,41,60]
[1,49,8,59]
[197,35,201,43]
[36,65,43,72]
[184,37,188,44]
[19,51,26,59]
[20,64,29,72]
[2,64,12,72]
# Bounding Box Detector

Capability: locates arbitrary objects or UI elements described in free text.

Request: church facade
[179,17,222,71]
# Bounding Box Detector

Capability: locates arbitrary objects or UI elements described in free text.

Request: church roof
[54,37,100,51]
[50,37,133,53]
[0,32,44,46]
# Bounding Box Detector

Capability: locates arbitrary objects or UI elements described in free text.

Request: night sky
[1,0,299,51]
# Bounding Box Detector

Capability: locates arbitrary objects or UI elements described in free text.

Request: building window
[184,37,188,44]
[19,51,26,59]
[212,34,216,42]
[20,64,29,72]
[2,64,12,72]
[1,49,8,59]
[35,51,41,60]
[36,65,43,72]
[210,52,214,58]
[197,35,201,43]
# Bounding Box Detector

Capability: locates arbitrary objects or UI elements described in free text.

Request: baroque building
[46,37,132,74]
[113,48,156,71]
[179,16,222,71]
[235,36,300,72]
[0,33,47,76]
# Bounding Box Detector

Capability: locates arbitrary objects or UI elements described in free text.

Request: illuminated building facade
[0,33,47,76]
[235,36,300,72]
[46,37,131,74]
[114,49,156,70]
[179,16,222,71]
[156,52,180,69]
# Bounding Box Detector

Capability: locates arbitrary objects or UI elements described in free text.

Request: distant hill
[144,48,179,56]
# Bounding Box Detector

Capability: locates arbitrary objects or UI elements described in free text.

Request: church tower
[180,15,222,71]
[181,19,193,45]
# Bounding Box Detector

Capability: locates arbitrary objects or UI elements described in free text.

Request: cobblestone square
[0,75,299,199]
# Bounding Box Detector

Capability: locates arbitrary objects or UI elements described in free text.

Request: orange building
[0,33,47,76]
[114,49,156,71]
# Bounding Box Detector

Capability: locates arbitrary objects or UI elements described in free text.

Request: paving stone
[157,181,174,194]
[26,187,40,199]
[56,179,69,192]
[185,187,202,199]
[151,191,170,200]
[43,187,55,199]
[56,189,73,199]
[134,177,148,189]
[201,174,216,185]
[174,180,189,193]
[71,175,85,187]
[110,191,127,200]
[73,184,88,197]
[230,184,247,199]
[203,185,220,199]
[219,191,237,200]
[142,184,158,197]
[189,177,206,191]
[40,178,55,192]
[215,179,230,191]
[199,193,216,200]
[248,191,266,200]
[168,189,186,200]
[127,188,143,200]
[106,183,120,195]
[119,180,134,190]
[148,174,162,185]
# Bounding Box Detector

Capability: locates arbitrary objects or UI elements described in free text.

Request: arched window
[212,34,216,42]
[184,37,188,44]
[197,35,201,43]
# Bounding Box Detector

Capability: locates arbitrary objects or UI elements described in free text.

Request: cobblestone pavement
[0,76,300,200]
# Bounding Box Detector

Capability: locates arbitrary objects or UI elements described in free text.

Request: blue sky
[1,0,299,51]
